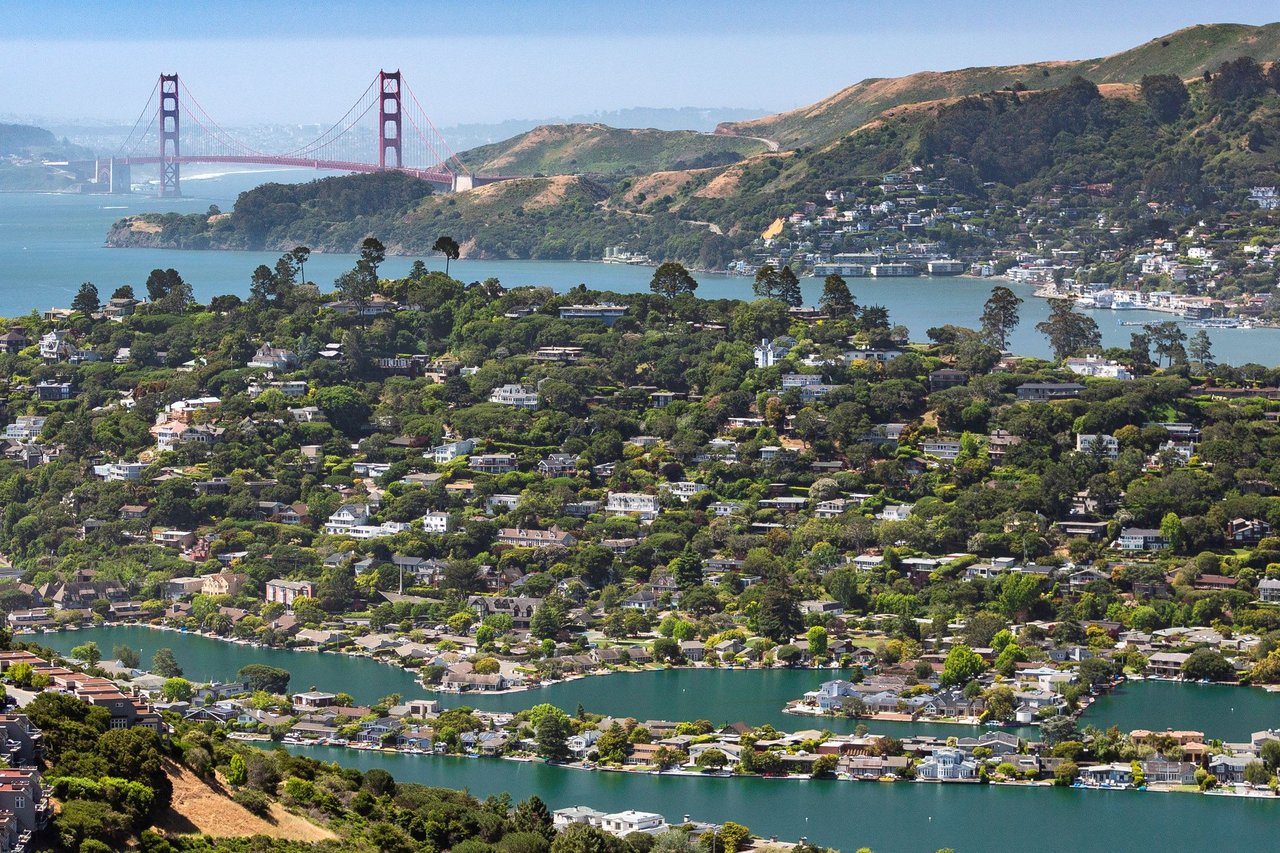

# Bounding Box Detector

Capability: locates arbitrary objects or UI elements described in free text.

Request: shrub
[232,787,272,816]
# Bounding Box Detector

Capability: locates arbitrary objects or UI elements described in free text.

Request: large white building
[422,511,453,534]
[754,338,788,369]
[606,492,660,521]
[1076,433,1119,459]
[431,438,475,464]
[1065,354,1133,381]
[4,415,46,441]
[488,384,540,410]
[553,807,668,837]
[93,460,146,481]
[325,504,371,535]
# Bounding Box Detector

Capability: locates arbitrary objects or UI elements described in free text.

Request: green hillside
[456,123,768,176]
[716,22,1280,150]
[676,67,1280,240]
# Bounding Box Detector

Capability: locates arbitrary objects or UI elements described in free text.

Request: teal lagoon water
[1078,679,1280,742]
[36,624,422,706]
[37,625,1280,850]
[2,171,1279,364]
[283,745,1279,853]
[37,626,1280,740]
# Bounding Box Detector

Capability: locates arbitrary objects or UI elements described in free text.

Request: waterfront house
[1146,652,1191,678]
[1140,760,1198,785]
[292,690,337,710]
[1079,763,1134,786]
[916,747,978,780]
[687,742,742,765]
[1207,755,1251,784]
[441,671,507,692]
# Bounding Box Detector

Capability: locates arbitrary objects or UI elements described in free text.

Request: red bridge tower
[159,73,181,197]
[379,70,402,169]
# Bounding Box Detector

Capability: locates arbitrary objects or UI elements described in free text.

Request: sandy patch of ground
[155,761,334,843]
[621,170,697,205]
[527,175,578,209]
[130,219,163,234]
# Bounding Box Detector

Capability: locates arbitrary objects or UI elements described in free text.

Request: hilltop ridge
[715,22,1280,149]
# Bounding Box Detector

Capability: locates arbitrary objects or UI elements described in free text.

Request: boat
[1194,317,1242,329]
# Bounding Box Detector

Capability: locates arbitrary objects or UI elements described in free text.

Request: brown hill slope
[155,760,334,842]
[457,123,767,176]
[716,22,1280,149]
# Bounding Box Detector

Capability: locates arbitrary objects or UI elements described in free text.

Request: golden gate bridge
[82,71,500,196]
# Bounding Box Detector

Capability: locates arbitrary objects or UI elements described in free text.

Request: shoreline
[21,620,849,697]
[280,739,1280,801]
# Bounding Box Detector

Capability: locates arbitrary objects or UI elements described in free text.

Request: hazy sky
[2,0,1278,126]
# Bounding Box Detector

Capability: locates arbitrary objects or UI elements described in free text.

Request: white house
[431,438,475,464]
[921,439,963,461]
[661,481,707,502]
[877,504,913,521]
[488,384,540,410]
[1116,527,1168,551]
[1076,433,1119,459]
[4,415,46,441]
[606,492,660,521]
[248,342,298,370]
[1258,578,1280,603]
[754,338,788,369]
[1065,354,1133,380]
[93,461,146,481]
[247,379,308,398]
[341,521,413,540]
[422,511,453,535]
[916,747,978,780]
[325,504,371,535]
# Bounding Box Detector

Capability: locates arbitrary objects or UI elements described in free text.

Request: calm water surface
[283,745,1280,853]
[2,170,1278,363]
[38,626,1280,850]
[39,627,1280,740]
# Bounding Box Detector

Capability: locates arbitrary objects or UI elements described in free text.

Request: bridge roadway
[120,154,463,190]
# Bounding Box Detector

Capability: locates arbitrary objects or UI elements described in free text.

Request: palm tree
[433,235,461,275]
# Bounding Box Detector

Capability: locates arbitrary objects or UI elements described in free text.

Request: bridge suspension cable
[110,70,479,195]
[280,76,379,160]
[402,78,471,175]
[115,77,160,158]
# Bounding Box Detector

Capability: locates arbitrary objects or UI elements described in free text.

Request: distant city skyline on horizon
[1,1,1278,128]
